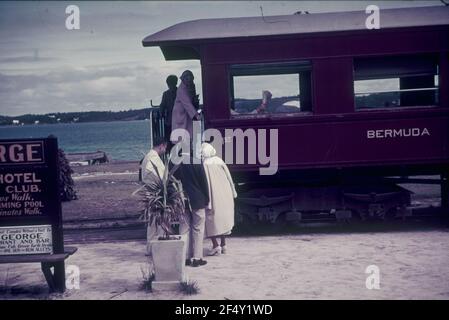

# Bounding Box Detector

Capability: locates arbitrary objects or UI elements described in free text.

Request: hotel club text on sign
[0,138,64,255]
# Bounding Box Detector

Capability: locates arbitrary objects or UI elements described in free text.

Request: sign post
[0,136,67,291]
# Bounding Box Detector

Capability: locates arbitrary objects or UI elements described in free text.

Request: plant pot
[150,234,186,291]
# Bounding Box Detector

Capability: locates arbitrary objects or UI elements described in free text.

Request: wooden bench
[0,246,78,293]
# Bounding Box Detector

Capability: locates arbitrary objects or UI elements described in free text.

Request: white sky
[234,74,300,100]
[0,0,443,116]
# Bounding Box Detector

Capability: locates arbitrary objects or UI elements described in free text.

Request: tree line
[0,108,151,126]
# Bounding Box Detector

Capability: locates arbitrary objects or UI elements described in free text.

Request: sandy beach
[0,161,448,300]
[1,230,449,300]
[63,161,141,222]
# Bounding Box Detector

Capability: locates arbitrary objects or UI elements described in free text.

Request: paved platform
[1,229,448,300]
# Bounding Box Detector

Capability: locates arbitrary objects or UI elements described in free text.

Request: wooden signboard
[0,137,64,256]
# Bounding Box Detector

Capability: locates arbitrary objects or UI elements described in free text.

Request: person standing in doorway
[170,70,202,144]
[159,75,178,141]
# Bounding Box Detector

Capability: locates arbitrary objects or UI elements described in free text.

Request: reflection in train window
[229,61,312,116]
[354,54,439,110]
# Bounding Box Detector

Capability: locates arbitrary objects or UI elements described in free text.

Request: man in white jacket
[141,136,167,182]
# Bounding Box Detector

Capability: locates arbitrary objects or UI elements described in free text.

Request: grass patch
[140,264,155,292]
[179,280,199,295]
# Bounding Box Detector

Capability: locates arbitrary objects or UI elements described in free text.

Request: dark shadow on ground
[232,217,449,237]
[0,284,50,297]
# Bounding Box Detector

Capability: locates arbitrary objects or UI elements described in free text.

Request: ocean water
[0,120,152,161]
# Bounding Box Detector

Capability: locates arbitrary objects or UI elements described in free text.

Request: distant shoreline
[70,160,140,176]
[0,118,150,128]
[0,107,154,126]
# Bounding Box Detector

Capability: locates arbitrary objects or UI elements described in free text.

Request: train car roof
[142,6,449,60]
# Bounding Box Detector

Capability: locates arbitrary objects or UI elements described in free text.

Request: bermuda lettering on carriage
[170,121,279,176]
[367,127,431,139]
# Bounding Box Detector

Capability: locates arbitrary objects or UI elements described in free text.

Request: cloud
[0,61,202,116]
[0,56,59,63]
[2,1,439,117]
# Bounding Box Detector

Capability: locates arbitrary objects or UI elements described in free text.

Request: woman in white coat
[201,143,237,255]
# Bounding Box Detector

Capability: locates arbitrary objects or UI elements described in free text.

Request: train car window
[229,61,312,117]
[354,54,439,110]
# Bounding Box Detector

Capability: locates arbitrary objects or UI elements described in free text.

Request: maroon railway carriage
[143,6,449,222]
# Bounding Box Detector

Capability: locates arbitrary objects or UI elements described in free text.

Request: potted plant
[135,158,187,291]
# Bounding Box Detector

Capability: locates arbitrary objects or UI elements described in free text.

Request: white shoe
[221,245,227,254]
[207,246,222,256]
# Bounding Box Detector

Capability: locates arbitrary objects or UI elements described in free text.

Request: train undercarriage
[234,173,448,225]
